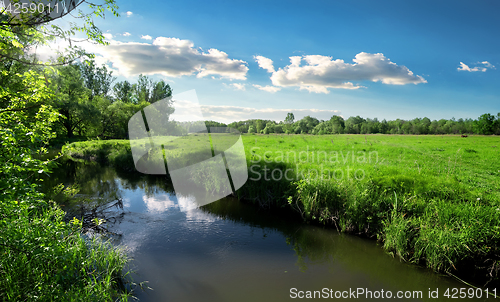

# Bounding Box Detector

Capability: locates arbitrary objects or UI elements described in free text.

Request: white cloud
[141,35,152,40]
[123,32,131,36]
[458,61,495,72]
[254,55,275,73]
[482,61,495,69]
[253,84,281,93]
[125,11,133,17]
[229,83,246,91]
[89,36,248,79]
[256,52,426,93]
[103,33,113,40]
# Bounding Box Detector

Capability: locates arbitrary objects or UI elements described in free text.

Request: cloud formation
[141,35,152,40]
[253,84,281,93]
[254,55,275,73]
[255,52,427,93]
[125,11,133,17]
[91,37,248,79]
[122,32,131,36]
[457,61,495,72]
[227,83,246,91]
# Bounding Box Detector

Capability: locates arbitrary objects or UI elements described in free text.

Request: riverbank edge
[1,149,134,301]
[0,190,133,301]
[61,138,500,289]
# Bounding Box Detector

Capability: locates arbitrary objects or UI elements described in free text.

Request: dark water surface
[42,160,490,302]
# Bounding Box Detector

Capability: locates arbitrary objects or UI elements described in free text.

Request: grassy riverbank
[62,134,500,285]
[0,190,131,301]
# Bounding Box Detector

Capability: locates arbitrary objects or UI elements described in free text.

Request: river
[41,159,489,302]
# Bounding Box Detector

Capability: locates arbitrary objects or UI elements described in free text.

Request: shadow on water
[39,158,495,302]
[200,198,483,301]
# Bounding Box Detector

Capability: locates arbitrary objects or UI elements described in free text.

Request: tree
[329,115,344,134]
[150,80,172,103]
[474,113,496,135]
[284,112,295,133]
[98,100,149,138]
[419,117,431,134]
[302,116,319,133]
[264,122,275,134]
[79,59,115,101]
[51,63,100,138]
[375,119,386,134]
[401,121,412,134]
[205,120,228,133]
[113,80,134,103]
[0,70,58,199]
[248,125,256,133]
[256,119,265,133]
[1,0,119,137]
[132,74,152,103]
[345,116,364,134]
[495,113,500,135]
[0,2,138,298]
[313,121,330,135]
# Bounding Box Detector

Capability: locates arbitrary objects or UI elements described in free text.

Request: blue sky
[81,0,499,123]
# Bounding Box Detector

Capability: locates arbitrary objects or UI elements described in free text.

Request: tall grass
[0,194,131,301]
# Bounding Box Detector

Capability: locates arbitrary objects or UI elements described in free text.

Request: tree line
[226,112,500,135]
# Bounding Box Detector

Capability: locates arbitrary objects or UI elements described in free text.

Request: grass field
[62,134,500,285]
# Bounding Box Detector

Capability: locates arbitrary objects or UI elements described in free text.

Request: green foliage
[271,112,498,136]
[0,70,131,300]
[112,74,172,104]
[79,59,115,101]
[205,120,228,132]
[0,0,134,300]
[46,66,174,140]
[0,70,58,199]
[150,79,172,103]
[0,198,130,301]
[112,80,133,103]
[50,63,98,138]
[474,113,496,135]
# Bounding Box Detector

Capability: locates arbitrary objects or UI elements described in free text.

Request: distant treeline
[43,60,498,139]
[223,113,500,135]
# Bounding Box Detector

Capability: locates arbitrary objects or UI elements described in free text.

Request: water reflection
[40,160,492,302]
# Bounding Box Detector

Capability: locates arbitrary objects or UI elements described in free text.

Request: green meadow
[63,134,500,284]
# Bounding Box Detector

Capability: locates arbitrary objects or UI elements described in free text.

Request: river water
[41,159,491,302]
